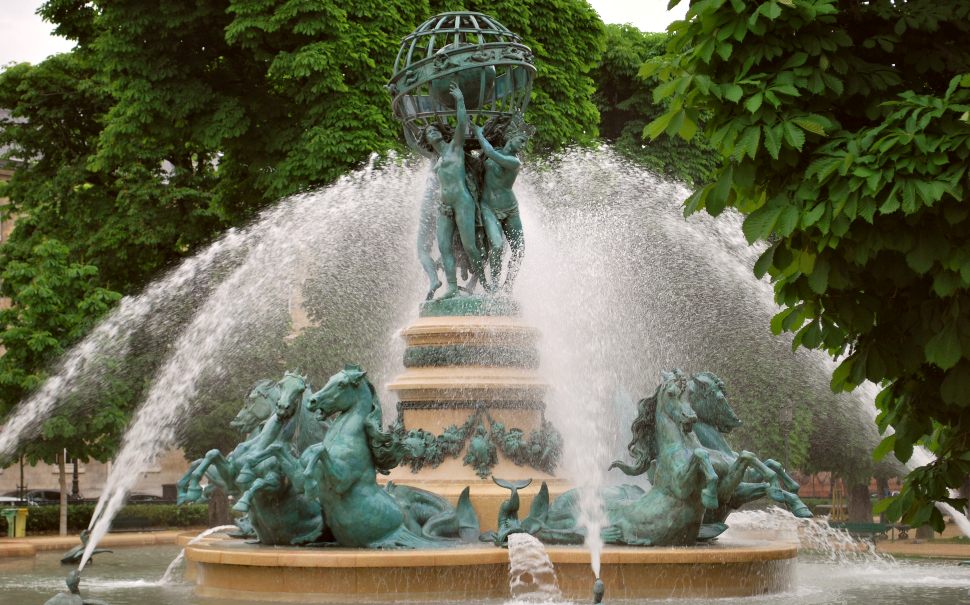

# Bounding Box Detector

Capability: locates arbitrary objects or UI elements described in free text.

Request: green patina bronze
[403,344,539,368]
[43,571,108,605]
[60,530,112,566]
[419,294,521,317]
[686,372,812,521]
[300,365,478,547]
[178,367,481,548]
[391,409,561,477]
[520,371,732,546]
[178,372,326,546]
[480,477,533,546]
[390,12,536,300]
[505,371,811,548]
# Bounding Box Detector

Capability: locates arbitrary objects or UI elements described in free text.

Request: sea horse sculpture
[534,370,730,546]
[302,365,478,548]
[178,372,326,545]
[686,372,811,521]
[60,530,111,565]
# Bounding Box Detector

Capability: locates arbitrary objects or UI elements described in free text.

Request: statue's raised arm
[473,117,533,292]
[418,82,488,298]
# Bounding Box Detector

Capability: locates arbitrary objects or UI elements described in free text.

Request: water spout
[507,532,561,599]
[159,525,236,584]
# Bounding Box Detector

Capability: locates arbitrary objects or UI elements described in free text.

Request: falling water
[78,156,425,570]
[0,228,254,458]
[159,525,236,584]
[0,148,908,567]
[507,532,562,600]
[724,507,895,565]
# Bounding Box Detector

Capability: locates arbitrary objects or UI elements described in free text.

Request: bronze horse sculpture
[178,372,326,545]
[687,372,811,521]
[295,365,478,548]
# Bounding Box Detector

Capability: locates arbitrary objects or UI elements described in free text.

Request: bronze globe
[388,12,536,157]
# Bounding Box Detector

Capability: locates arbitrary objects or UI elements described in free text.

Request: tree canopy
[593,23,717,186]
[0,0,606,462]
[650,0,970,528]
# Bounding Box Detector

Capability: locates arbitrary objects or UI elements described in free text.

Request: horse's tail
[364,383,404,473]
[608,459,650,477]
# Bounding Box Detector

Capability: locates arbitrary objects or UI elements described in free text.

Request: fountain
[4,10,970,605]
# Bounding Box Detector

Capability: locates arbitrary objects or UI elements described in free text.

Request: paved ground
[0,528,195,557]
[875,522,970,560]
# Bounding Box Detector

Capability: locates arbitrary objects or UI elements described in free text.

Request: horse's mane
[362,380,404,474]
[608,393,658,477]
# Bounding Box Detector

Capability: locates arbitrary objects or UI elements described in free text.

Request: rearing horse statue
[303,365,456,548]
[687,372,811,521]
[533,370,726,546]
[178,372,326,545]
[177,378,281,505]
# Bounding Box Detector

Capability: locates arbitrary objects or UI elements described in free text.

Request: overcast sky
[0,1,688,67]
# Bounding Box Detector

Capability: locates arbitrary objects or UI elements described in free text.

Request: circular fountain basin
[182,535,796,601]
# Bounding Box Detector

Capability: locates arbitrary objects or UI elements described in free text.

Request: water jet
[1,9,967,605]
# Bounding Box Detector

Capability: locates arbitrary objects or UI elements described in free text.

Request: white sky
[0,1,688,67]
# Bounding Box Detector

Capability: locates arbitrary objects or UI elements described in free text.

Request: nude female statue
[418,82,488,297]
[472,116,532,291]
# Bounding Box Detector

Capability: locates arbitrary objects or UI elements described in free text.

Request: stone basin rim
[183,538,798,568]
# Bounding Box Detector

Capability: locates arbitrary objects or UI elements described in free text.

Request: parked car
[1,490,72,506]
[126,492,167,503]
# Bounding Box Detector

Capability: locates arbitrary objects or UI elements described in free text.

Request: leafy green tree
[0,239,125,462]
[0,0,606,421]
[650,0,970,528]
[593,24,717,186]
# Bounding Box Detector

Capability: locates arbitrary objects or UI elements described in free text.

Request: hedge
[0,503,207,534]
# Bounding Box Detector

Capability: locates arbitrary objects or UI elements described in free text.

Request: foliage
[593,24,718,186]
[0,503,207,534]
[0,239,123,464]
[0,0,605,465]
[730,398,812,471]
[650,0,970,529]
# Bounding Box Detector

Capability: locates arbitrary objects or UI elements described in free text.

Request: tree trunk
[208,487,230,527]
[875,476,889,523]
[58,452,68,536]
[846,481,872,523]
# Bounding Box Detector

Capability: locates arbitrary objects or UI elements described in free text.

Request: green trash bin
[1,508,16,538]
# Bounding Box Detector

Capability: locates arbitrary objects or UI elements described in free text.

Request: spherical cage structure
[388,12,536,157]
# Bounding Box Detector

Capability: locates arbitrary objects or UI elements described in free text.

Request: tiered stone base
[386,311,561,532]
[183,537,797,601]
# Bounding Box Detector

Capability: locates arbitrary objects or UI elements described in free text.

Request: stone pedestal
[384,306,567,531]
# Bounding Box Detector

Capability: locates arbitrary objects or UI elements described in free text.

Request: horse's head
[656,369,696,434]
[275,371,309,419]
[231,379,280,433]
[307,365,369,417]
[688,372,740,433]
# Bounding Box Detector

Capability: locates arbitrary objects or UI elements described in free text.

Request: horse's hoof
[232,500,250,513]
[791,502,813,518]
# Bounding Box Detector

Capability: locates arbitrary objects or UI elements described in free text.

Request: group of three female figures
[417,82,533,300]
